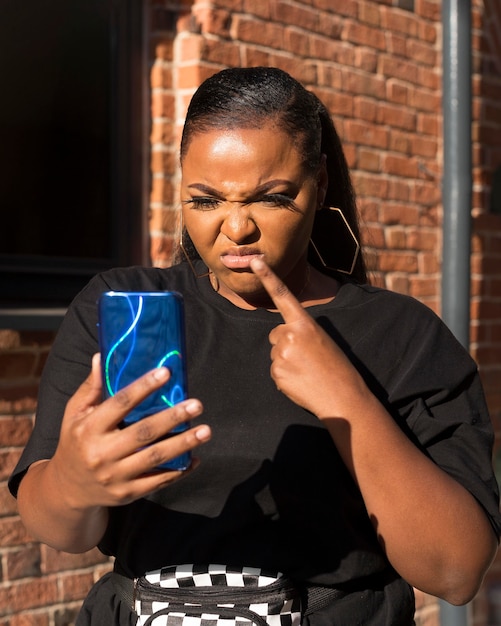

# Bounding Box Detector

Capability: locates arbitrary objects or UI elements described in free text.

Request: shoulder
[74,263,197,304]
[334,281,475,370]
[337,281,443,327]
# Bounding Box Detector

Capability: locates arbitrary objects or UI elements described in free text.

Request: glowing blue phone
[97,291,191,471]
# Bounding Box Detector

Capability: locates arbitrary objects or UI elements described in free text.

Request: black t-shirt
[9,261,501,625]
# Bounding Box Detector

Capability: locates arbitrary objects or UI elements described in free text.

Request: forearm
[319,387,497,604]
[17,460,109,553]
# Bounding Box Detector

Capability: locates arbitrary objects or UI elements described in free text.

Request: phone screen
[98,291,191,470]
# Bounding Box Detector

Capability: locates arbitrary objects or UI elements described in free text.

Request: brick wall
[1,1,500,624]
[471,0,501,623]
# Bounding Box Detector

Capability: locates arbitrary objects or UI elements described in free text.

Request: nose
[220,204,258,243]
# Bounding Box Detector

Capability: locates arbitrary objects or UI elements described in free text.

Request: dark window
[0,0,147,325]
[491,166,501,216]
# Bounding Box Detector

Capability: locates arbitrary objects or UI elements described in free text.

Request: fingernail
[185,399,202,415]
[153,367,169,381]
[251,258,265,271]
[195,425,211,441]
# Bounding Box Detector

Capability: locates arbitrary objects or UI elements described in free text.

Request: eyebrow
[186,179,299,200]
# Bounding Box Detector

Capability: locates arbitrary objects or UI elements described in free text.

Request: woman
[9,67,500,625]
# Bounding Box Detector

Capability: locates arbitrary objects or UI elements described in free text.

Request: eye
[184,197,221,210]
[259,194,296,209]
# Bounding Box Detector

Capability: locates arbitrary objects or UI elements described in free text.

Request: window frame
[0,0,149,330]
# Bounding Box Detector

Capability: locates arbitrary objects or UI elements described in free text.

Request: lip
[220,248,265,269]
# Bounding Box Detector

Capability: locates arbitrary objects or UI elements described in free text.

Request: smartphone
[97,291,191,471]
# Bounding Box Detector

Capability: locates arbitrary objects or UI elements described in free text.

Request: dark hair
[180,67,367,284]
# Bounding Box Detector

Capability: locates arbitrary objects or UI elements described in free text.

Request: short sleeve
[378,294,501,538]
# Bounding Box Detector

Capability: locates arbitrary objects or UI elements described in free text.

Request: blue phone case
[97,291,191,471]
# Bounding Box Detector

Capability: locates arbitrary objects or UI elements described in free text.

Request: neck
[210,264,338,311]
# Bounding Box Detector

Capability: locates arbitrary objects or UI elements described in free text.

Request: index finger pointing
[250,258,310,323]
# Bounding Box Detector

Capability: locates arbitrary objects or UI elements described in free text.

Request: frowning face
[180,123,326,308]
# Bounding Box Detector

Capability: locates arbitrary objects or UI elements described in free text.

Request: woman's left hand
[250,258,367,418]
[250,257,498,605]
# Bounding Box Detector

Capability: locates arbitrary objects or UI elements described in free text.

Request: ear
[316,154,328,209]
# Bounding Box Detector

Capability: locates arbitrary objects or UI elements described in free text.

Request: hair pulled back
[180,67,367,284]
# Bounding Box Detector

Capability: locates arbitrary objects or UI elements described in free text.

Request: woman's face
[180,123,326,307]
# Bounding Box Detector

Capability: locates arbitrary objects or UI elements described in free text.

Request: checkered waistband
[112,564,347,626]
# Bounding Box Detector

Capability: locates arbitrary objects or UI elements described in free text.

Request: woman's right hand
[17,354,211,552]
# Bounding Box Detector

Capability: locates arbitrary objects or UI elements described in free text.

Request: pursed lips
[220,247,265,269]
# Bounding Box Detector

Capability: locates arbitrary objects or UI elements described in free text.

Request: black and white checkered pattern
[135,565,302,626]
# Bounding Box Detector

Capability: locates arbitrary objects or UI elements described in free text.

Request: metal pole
[441,0,472,350]
[440,0,472,623]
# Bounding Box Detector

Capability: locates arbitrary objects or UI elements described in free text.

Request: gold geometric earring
[309,206,360,275]
[178,211,210,278]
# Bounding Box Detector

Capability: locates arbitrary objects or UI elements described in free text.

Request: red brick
[150,62,172,89]
[383,154,419,178]
[408,86,441,113]
[0,331,21,349]
[406,229,439,251]
[410,181,440,208]
[353,97,378,122]
[41,544,111,574]
[315,90,353,118]
[343,20,386,51]
[409,275,439,298]
[379,203,421,226]
[386,32,407,58]
[358,200,380,223]
[315,13,344,39]
[377,103,417,131]
[362,224,385,249]
[283,28,311,57]
[377,251,419,273]
[274,1,319,31]
[352,172,390,198]
[1,612,50,626]
[358,2,380,27]
[311,0,357,17]
[150,38,174,62]
[380,7,420,38]
[0,577,58,616]
[176,64,219,90]
[0,481,17,516]
[386,274,410,295]
[0,450,24,480]
[389,129,411,153]
[150,149,177,175]
[418,112,439,135]
[0,517,33,547]
[419,21,438,44]
[6,545,42,580]
[416,0,441,21]
[380,55,419,84]
[150,235,177,267]
[0,353,38,379]
[387,179,412,202]
[344,120,389,149]
[202,39,241,65]
[411,135,437,159]
[384,226,407,249]
[407,38,437,67]
[0,416,34,446]
[231,15,284,48]
[386,80,408,105]
[353,47,378,72]
[357,148,381,172]
[242,0,270,19]
[193,7,232,37]
[418,251,440,274]
[151,91,175,119]
[60,571,96,602]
